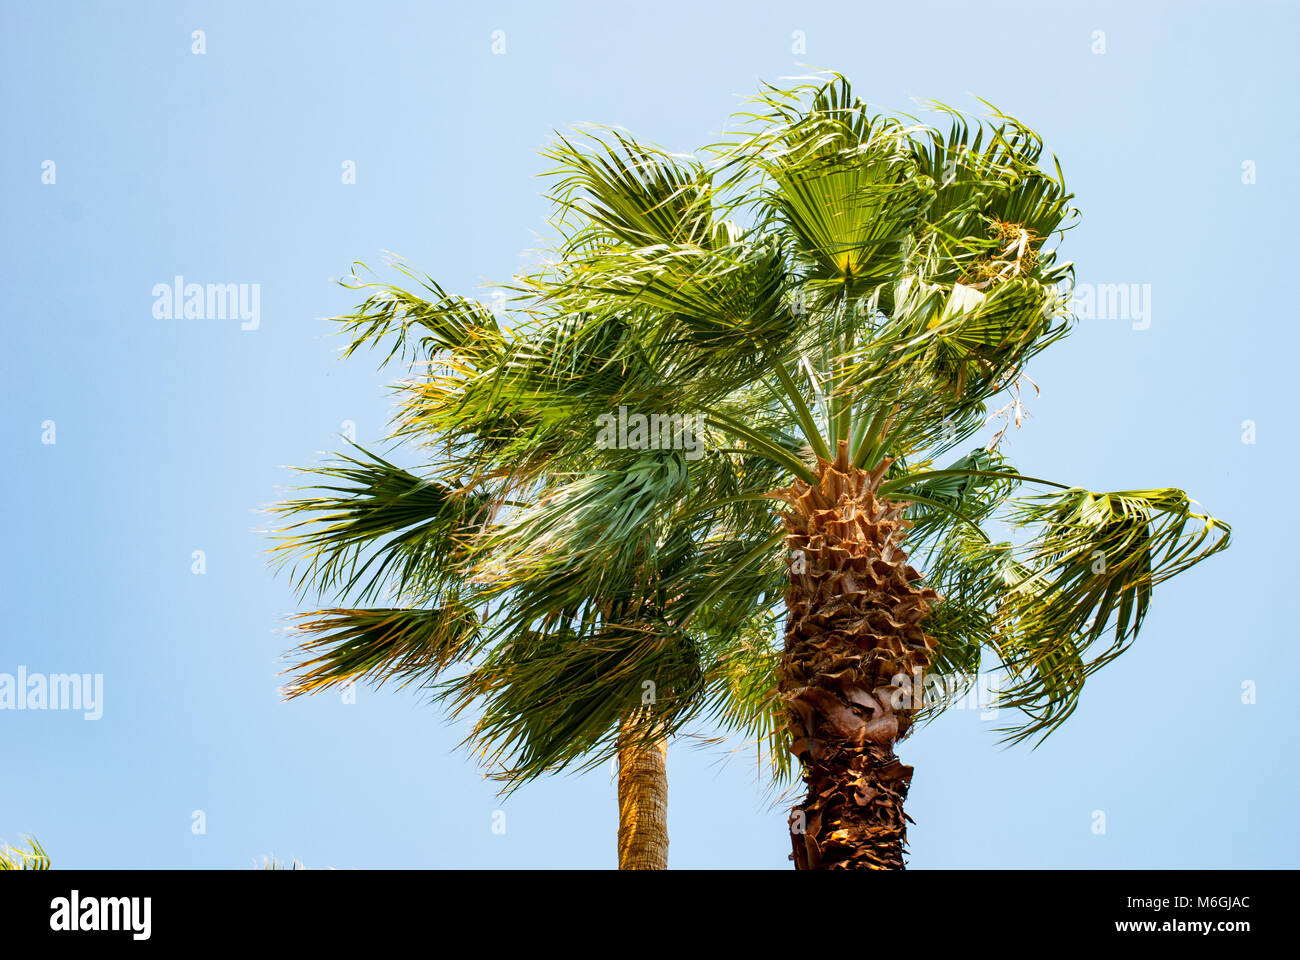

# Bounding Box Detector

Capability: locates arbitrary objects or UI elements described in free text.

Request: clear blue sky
[2,0,1295,868]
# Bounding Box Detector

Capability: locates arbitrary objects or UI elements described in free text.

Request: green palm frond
[334,261,501,366]
[473,451,691,606]
[890,467,1230,742]
[910,106,1077,277]
[699,618,792,783]
[0,836,50,870]
[271,445,489,604]
[544,129,717,249]
[990,487,1230,742]
[763,118,928,298]
[878,273,1067,406]
[902,448,1018,548]
[283,604,479,698]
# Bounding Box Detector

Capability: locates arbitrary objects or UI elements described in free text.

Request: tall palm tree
[276,73,1228,870]
[272,284,787,869]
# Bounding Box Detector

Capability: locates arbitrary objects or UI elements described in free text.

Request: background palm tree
[272,294,787,869]
[276,73,1228,870]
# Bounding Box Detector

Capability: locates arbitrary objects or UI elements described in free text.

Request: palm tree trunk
[616,712,669,870]
[773,443,938,870]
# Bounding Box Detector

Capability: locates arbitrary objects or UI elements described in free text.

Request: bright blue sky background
[2,0,1296,868]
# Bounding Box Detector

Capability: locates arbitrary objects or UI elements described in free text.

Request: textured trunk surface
[616,713,668,870]
[773,443,937,870]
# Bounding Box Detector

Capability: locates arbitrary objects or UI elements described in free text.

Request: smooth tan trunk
[616,714,668,870]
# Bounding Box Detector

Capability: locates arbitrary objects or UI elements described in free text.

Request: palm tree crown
[274,74,1228,867]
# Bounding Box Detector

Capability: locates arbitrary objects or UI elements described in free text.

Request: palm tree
[272,289,788,869]
[276,73,1228,870]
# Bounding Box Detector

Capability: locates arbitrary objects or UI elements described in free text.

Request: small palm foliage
[0,836,50,870]
[274,75,1228,868]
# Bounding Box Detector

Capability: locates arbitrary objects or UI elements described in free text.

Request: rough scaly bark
[616,712,669,869]
[772,442,938,870]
